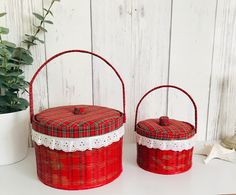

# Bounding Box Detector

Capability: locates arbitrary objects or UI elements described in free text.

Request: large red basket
[135,85,197,175]
[29,50,126,190]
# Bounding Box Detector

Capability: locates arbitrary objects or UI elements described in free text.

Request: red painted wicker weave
[135,85,197,175]
[29,50,126,190]
[34,139,123,190]
[137,145,193,174]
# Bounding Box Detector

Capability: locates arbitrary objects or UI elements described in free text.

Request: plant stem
[27,0,55,50]
[0,34,5,96]
[0,34,6,68]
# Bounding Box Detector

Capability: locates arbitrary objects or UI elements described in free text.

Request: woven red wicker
[34,139,123,190]
[30,50,126,190]
[137,145,193,174]
[135,85,197,175]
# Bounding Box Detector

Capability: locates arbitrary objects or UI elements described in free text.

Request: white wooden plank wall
[168,0,217,141]
[91,0,133,142]
[44,0,92,107]
[132,0,171,141]
[1,0,235,143]
[207,0,236,140]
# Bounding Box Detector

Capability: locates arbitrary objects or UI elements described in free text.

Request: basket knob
[159,116,170,126]
[74,107,84,115]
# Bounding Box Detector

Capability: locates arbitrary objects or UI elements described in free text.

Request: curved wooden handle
[134,85,197,132]
[29,50,126,123]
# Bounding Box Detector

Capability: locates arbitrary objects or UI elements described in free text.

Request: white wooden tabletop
[0,144,236,195]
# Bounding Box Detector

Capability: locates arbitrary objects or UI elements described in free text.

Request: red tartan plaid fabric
[32,105,124,138]
[35,139,123,190]
[136,118,195,140]
[137,144,193,174]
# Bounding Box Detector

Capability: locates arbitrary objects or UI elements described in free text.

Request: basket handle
[134,85,197,132]
[29,50,126,123]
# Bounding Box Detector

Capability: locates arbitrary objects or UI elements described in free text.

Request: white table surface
[0,144,236,195]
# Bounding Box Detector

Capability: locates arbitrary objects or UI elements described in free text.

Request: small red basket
[29,50,126,190]
[135,85,197,175]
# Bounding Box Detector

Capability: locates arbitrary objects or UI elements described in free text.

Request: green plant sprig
[0,20,32,113]
[0,0,59,114]
[23,0,60,50]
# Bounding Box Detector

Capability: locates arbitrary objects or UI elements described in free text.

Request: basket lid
[32,105,124,138]
[136,116,195,140]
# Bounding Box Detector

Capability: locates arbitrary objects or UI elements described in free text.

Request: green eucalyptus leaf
[21,88,29,94]
[18,75,25,79]
[23,40,37,48]
[2,40,16,48]
[0,45,14,57]
[25,34,40,44]
[12,47,33,65]
[0,13,7,17]
[0,43,6,49]
[36,26,47,32]
[15,97,29,109]
[44,20,53,24]
[5,63,20,69]
[33,12,44,21]
[22,48,32,55]
[19,100,29,109]
[5,91,17,97]
[10,58,27,65]
[9,83,20,89]
[27,35,44,43]
[0,69,5,76]
[0,96,9,105]
[0,0,57,113]
[23,40,35,46]
[0,96,28,112]
[24,35,35,41]
[43,8,53,16]
[0,27,9,34]
[0,48,11,59]
[6,70,23,77]
[36,38,44,43]
[0,108,10,114]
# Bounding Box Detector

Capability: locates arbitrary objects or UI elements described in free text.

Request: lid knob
[74,107,85,115]
[159,116,170,126]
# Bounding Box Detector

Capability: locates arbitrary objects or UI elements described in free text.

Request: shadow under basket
[34,139,123,190]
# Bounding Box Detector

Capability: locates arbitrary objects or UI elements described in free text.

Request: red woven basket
[135,85,197,175]
[29,50,126,190]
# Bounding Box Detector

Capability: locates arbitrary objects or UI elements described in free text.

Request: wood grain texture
[45,0,92,107]
[207,0,236,140]
[91,0,133,142]
[2,0,236,143]
[168,0,217,141]
[132,0,172,137]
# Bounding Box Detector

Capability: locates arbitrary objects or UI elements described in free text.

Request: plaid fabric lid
[136,116,195,140]
[32,105,124,138]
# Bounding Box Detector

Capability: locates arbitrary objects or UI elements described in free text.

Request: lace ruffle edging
[32,126,124,152]
[136,133,195,151]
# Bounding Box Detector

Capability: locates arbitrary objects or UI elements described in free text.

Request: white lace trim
[136,133,195,151]
[32,126,124,152]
